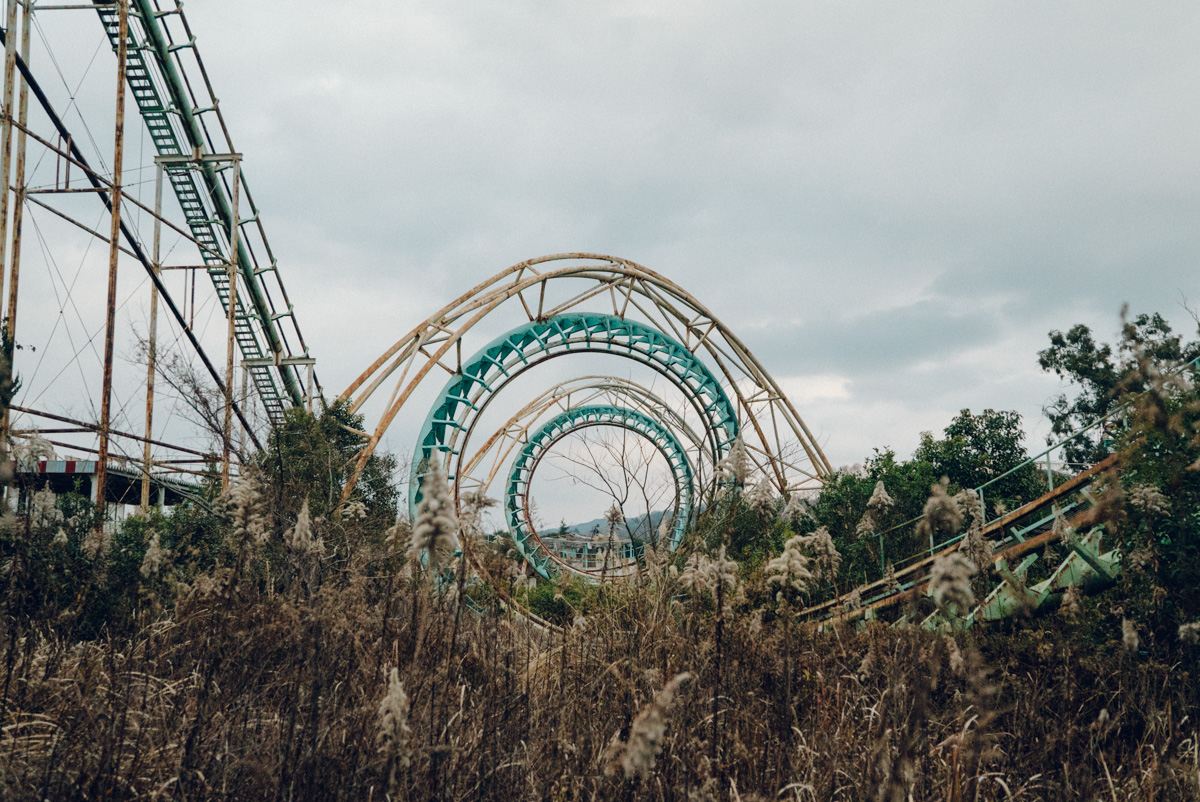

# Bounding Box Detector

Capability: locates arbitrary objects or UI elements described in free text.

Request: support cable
[0,22,262,451]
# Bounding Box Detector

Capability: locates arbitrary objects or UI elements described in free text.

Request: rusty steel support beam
[221,158,241,492]
[141,162,163,510]
[12,436,215,479]
[0,0,18,483]
[0,0,28,455]
[12,405,213,459]
[0,30,263,452]
[95,0,128,527]
[0,0,18,317]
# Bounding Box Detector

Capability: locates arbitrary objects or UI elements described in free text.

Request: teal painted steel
[411,313,738,512]
[94,3,306,422]
[504,404,694,578]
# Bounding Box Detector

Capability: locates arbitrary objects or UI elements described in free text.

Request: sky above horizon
[14,2,1200,524]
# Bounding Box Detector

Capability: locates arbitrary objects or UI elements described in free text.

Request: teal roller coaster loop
[341,254,833,514]
[504,404,695,579]
[455,375,710,504]
[411,312,738,511]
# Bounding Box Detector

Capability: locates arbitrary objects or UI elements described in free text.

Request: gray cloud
[16,2,1200,493]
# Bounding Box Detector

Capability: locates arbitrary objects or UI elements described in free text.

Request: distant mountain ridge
[541,509,669,541]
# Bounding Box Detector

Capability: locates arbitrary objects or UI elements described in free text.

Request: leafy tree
[1039,312,1200,465]
[796,449,939,589]
[912,408,1043,507]
[556,519,570,538]
[259,401,398,535]
[790,409,1041,593]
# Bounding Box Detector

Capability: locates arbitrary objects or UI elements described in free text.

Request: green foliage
[260,400,398,532]
[0,485,93,626]
[796,449,936,590]
[1039,312,1200,465]
[691,492,787,571]
[913,408,1043,506]
[793,409,1043,595]
[522,575,600,625]
[1109,384,1200,636]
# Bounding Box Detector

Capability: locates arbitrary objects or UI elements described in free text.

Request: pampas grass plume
[618,672,692,779]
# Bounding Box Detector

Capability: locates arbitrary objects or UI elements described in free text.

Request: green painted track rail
[505,404,695,578]
[94,1,313,424]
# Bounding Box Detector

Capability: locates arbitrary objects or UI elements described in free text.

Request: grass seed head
[781,494,808,524]
[228,470,268,546]
[746,477,775,511]
[287,499,322,557]
[140,530,165,578]
[917,478,963,542]
[1127,483,1170,517]
[31,484,62,529]
[1060,583,1082,621]
[719,435,750,488]
[14,435,55,471]
[868,480,895,511]
[604,503,624,534]
[410,452,459,569]
[1122,618,1139,653]
[930,552,976,617]
[883,561,899,594]
[766,534,813,601]
[962,518,992,573]
[377,666,411,764]
[799,526,841,583]
[617,672,692,780]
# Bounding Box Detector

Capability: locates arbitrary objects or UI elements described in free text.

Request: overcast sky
[15,2,1200,520]
[186,1,1200,462]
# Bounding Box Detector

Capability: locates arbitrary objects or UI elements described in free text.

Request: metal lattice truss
[458,375,710,502]
[96,0,315,422]
[410,311,735,502]
[340,254,833,575]
[506,404,694,579]
[453,375,706,580]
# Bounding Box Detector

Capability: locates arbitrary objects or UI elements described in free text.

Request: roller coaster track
[23,5,1152,628]
[799,347,1200,630]
[343,253,834,580]
[93,0,316,424]
[505,404,694,579]
[805,452,1121,630]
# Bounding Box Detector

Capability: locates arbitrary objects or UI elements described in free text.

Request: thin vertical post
[141,162,163,511]
[0,0,20,475]
[220,158,240,492]
[0,0,29,449]
[306,363,314,412]
[0,0,18,313]
[239,362,247,464]
[96,0,129,529]
[1046,452,1054,490]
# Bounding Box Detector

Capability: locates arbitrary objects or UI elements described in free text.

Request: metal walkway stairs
[95,1,311,425]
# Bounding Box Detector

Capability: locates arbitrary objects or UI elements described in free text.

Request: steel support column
[95,0,129,529]
[141,161,163,510]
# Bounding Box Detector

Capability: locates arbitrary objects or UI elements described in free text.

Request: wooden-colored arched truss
[455,376,706,579]
[339,254,833,510]
[456,375,710,507]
